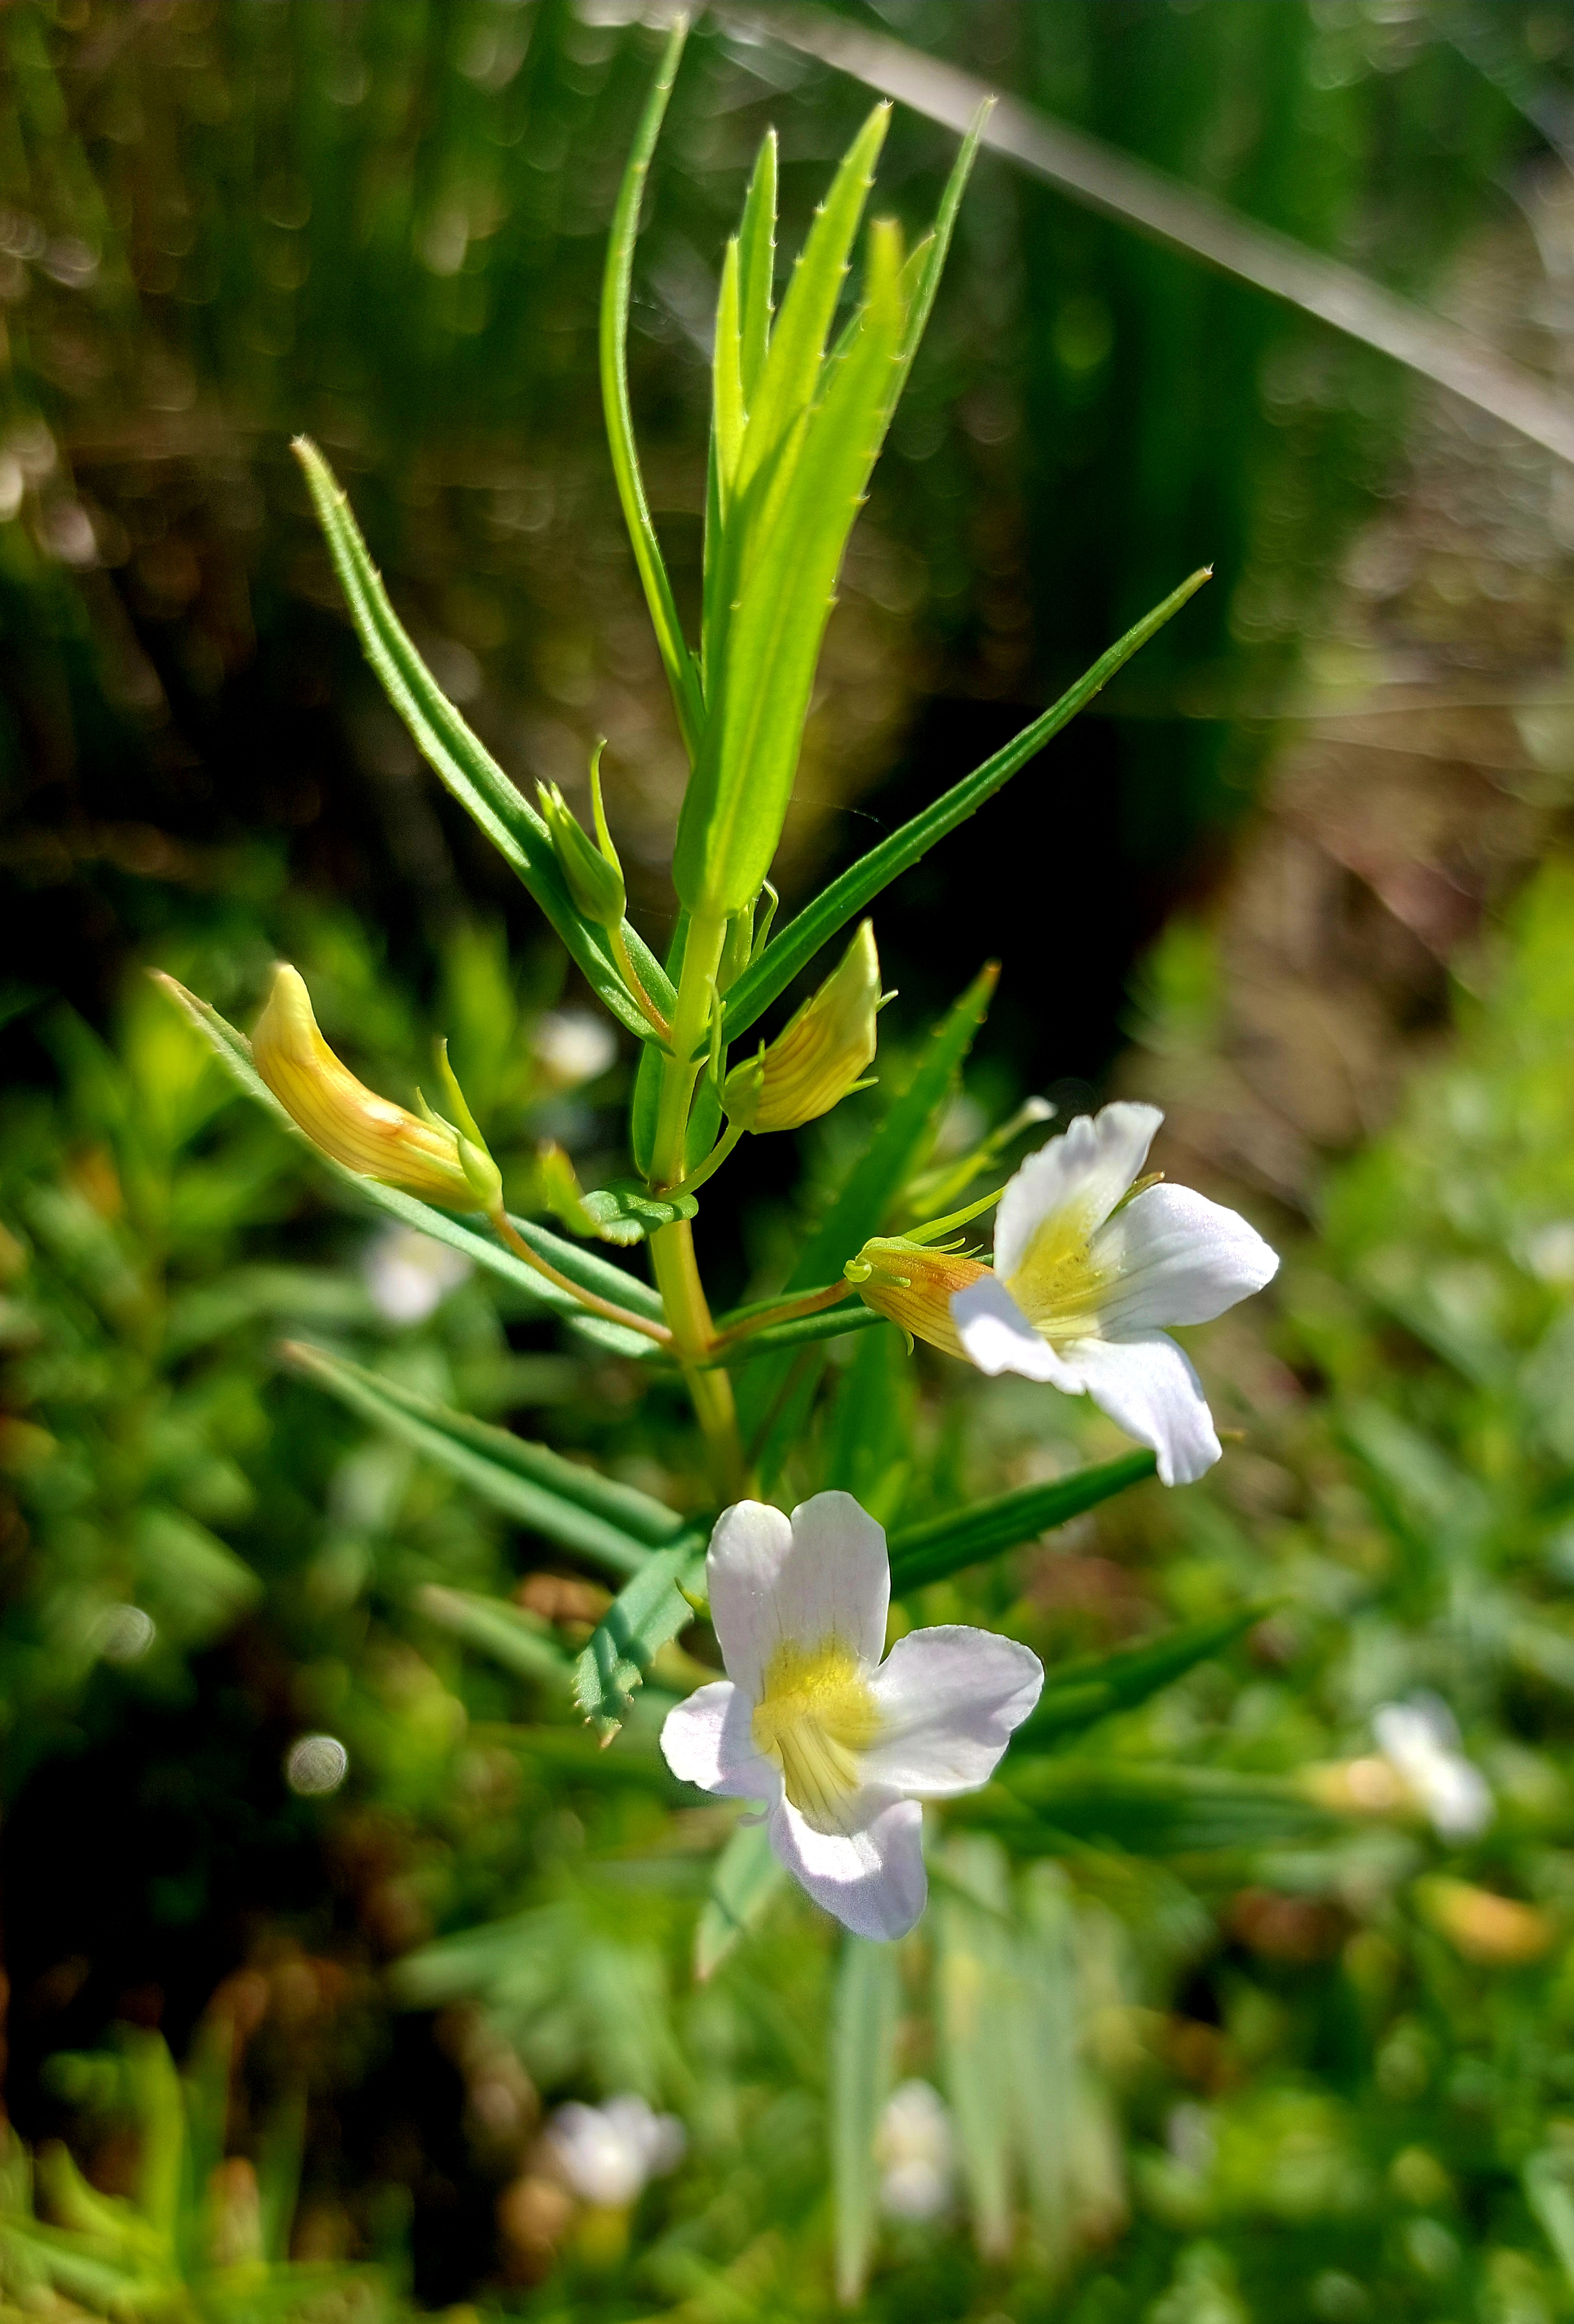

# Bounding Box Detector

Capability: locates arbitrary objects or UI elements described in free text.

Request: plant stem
[679,1114,746,1196]
[650,910,727,1191]
[712,1279,852,1349]
[650,1217,745,1499]
[490,1211,672,1345]
[646,910,746,1493]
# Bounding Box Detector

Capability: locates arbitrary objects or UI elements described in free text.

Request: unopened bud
[253,965,479,1210]
[725,920,881,1135]
[538,749,625,931]
[844,1237,990,1357]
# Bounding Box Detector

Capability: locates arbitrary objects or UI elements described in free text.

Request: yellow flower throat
[1007,1202,1111,1337]
[752,1638,881,1833]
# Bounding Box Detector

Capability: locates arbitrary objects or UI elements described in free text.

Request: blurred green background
[8,2,1574,2318]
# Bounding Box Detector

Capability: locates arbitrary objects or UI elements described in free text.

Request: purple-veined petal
[1092,1183,1278,1333]
[862,1626,1044,1795]
[993,1103,1162,1282]
[660,1679,780,1800]
[1061,1329,1221,1485]
[769,1792,927,1939]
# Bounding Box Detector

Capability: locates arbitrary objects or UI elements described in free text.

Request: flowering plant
[151,16,1280,2289]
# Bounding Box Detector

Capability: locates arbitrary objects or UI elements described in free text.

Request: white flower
[876,2079,954,2222]
[531,1009,618,1089]
[659,1493,1043,1941]
[948,1103,1278,1486]
[545,2094,685,2209]
[1373,1697,1493,1842]
[363,1225,471,1324]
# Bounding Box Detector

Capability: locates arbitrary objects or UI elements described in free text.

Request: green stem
[651,909,727,1191]
[491,1211,671,1345]
[650,1217,744,1499]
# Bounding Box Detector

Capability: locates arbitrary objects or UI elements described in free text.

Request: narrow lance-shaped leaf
[888,1450,1157,1594]
[694,1818,788,1982]
[415,1586,575,1694]
[574,1538,710,1741]
[293,441,673,1039]
[1016,1605,1268,1752]
[152,973,665,1357]
[971,1762,1335,1855]
[279,1341,681,1575]
[738,963,997,1475]
[830,1934,901,2308]
[601,17,706,761]
[737,127,777,402]
[733,102,889,505]
[722,568,1210,1043]
[675,214,908,919]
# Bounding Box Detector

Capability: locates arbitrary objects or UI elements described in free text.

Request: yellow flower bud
[844,1236,990,1357]
[252,965,478,1208]
[726,920,881,1134]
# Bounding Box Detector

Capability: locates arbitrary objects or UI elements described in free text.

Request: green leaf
[694,1818,788,1981]
[737,129,777,403]
[414,1586,574,1693]
[579,1181,698,1246]
[600,17,705,760]
[711,236,745,508]
[292,442,673,1040]
[733,103,889,507]
[279,1342,674,1578]
[830,1932,901,2308]
[574,1537,709,1741]
[887,1450,1158,1594]
[737,965,998,1478]
[974,1761,1333,1855]
[675,208,907,918]
[702,1302,884,1368]
[152,975,664,1356]
[933,1836,1017,2261]
[1016,1606,1267,1751]
[721,569,1210,1046]
[891,100,991,399]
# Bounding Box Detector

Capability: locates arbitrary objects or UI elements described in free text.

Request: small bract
[660,1491,1043,1939]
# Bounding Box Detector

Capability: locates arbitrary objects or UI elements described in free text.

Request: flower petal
[993,1103,1162,1282]
[660,1679,781,1800]
[706,1493,890,1695]
[862,1626,1044,1795]
[769,1792,927,1939]
[1059,1329,1220,1485]
[1092,1183,1278,1332]
[950,1272,1075,1382]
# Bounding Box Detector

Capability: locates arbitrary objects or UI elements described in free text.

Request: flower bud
[253,965,479,1208]
[844,1236,990,1356]
[538,754,625,932]
[725,920,881,1134]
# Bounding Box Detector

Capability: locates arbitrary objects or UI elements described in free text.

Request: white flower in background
[1373,1696,1493,1842]
[949,1103,1278,1485]
[531,1009,617,1089]
[876,2079,955,2222]
[545,2094,685,2209]
[363,1225,471,1324]
[659,1493,1043,1940]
